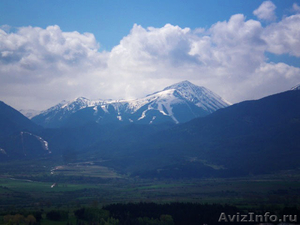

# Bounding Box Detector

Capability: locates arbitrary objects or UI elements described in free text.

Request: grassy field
[0,160,300,225]
[1,172,300,210]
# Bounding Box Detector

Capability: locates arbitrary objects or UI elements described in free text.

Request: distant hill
[0,101,49,159]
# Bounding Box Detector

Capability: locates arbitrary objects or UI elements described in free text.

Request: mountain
[0,101,50,159]
[0,101,40,137]
[2,88,300,179]
[32,81,229,128]
[88,89,300,178]
[31,97,105,128]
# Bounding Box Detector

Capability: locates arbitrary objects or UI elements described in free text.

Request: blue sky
[0,0,300,110]
[1,0,297,50]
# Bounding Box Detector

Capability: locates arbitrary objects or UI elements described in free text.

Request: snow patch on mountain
[21,131,51,153]
[291,84,300,91]
[60,97,104,112]
[0,148,7,155]
[164,80,230,111]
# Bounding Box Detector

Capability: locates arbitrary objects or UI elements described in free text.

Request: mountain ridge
[1,87,300,178]
[32,81,229,128]
[95,89,300,178]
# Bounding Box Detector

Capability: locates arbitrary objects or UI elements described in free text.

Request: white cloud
[253,1,277,21]
[0,25,109,110]
[105,14,299,104]
[1,5,300,111]
[293,3,300,13]
[208,14,266,72]
[262,14,300,57]
[109,24,196,70]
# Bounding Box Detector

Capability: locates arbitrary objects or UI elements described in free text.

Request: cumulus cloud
[0,25,106,76]
[0,25,108,109]
[106,13,300,103]
[207,14,266,73]
[1,1,300,111]
[262,14,300,57]
[253,1,277,21]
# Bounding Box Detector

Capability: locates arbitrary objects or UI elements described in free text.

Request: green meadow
[0,160,300,224]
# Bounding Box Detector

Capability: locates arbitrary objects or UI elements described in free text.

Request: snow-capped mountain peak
[163,80,194,90]
[32,81,230,127]
[163,80,229,112]
[60,97,104,111]
[32,97,104,128]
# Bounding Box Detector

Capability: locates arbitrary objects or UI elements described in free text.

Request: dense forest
[1,202,299,225]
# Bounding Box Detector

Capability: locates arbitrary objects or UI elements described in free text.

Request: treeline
[104,202,300,225]
[74,207,118,225]
[1,211,42,225]
[1,203,299,225]
[103,202,241,225]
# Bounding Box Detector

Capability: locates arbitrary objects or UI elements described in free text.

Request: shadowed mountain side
[38,122,175,157]
[0,101,47,159]
[92,90,300,178]
[0,101,40,137]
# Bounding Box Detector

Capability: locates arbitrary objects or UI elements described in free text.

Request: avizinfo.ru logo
[218,212,297,223]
